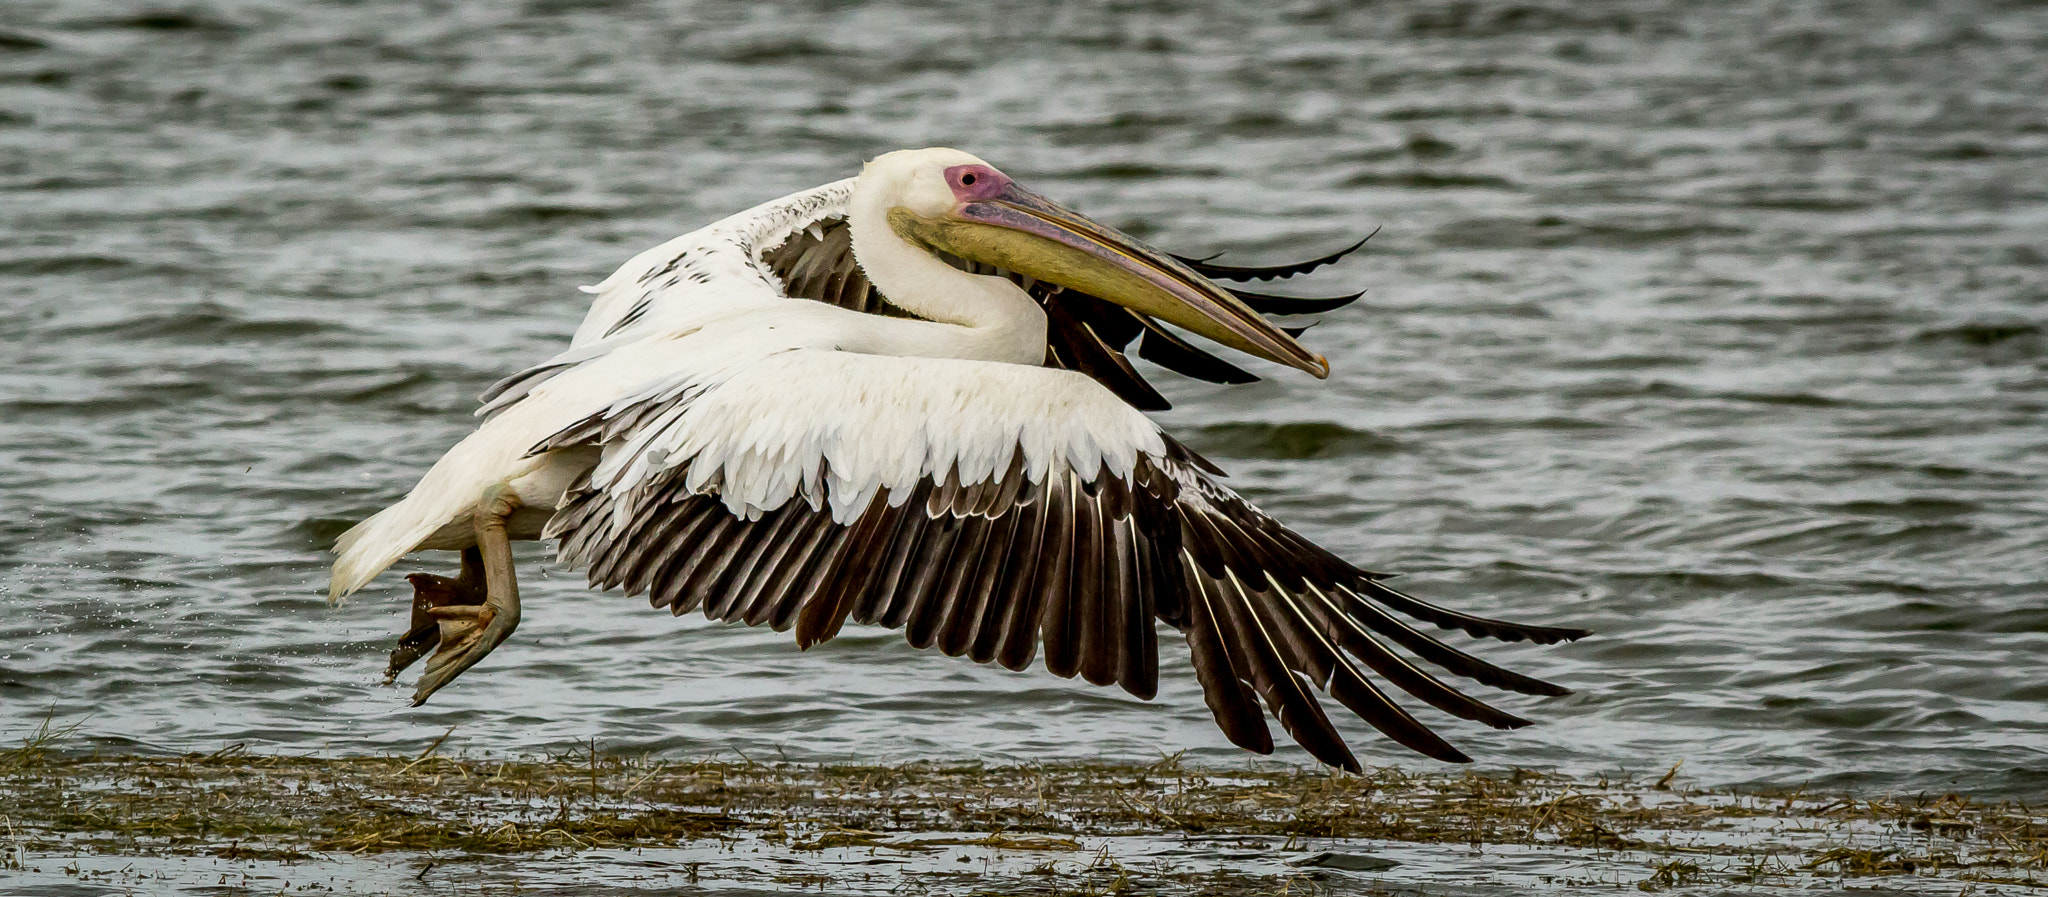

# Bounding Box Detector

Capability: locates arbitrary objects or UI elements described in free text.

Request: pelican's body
[331,149,1587,769]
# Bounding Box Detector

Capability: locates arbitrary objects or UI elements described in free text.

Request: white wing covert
[570,178,857,347]
[476,179,862,420]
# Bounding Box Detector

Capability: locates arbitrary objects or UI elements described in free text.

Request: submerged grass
[1,744,2043,893]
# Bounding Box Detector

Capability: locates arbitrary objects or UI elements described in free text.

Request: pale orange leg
[410,485,524,706]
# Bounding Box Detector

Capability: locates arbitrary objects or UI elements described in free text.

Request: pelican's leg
[410,485,524,706]
[386,547,486,682]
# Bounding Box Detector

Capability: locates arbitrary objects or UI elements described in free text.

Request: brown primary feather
[1292,582,1532,731]
[1071,474,1114,688]
[1180,564,1276,755]
[1038,473,1084,680]
[737,510,836,629]
[989,497,1052,671]
[902,515,970,649]
[793,493,894,648]
[860,490,932,626]
[1206,570,1361,772]
[633,503,723,604]
[937,510,1016,658]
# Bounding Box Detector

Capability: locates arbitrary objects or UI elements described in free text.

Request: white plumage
[328,148,1587,770]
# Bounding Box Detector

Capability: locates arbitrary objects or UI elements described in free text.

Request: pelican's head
[858,148,1330,378]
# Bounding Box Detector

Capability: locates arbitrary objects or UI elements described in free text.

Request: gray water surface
[3,0,2046,801]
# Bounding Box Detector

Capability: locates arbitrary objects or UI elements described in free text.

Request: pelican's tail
[324,335,641,604]
[327,496,455,603]
[326,421,546,602]
[326,396,591,603]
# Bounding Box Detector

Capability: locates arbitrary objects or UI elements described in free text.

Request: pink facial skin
[944,164,1010,203]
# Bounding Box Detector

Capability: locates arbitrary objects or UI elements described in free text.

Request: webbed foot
[386,548,486,682]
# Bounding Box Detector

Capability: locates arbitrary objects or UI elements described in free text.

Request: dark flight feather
[1182,561,1274,754]
[1135,324,1259,384]
[985,493,1050,669]
[1228,288,1368,316]
[1173,233,1374,282]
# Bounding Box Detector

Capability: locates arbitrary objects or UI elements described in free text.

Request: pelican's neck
[846,192,1047,366]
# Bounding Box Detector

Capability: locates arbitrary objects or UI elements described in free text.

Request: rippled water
[3,0,2045,804]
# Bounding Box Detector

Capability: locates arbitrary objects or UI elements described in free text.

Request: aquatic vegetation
[1,747,2041,894]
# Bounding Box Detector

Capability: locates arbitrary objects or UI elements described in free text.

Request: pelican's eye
[945,164,1004,201]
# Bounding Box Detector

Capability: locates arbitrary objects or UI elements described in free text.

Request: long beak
[887,181,1330,378]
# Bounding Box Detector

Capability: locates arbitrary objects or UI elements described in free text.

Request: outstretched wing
[476,178,939,420]
[568,179,860,347]
[480,178,1375,420]
[535,349,1586,769]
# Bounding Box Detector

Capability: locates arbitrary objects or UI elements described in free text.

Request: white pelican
[329,148,1586,769]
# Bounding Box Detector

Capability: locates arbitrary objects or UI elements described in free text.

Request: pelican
[328,148,1587,769]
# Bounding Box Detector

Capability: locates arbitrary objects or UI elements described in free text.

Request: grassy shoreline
[2,743,2043,893]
